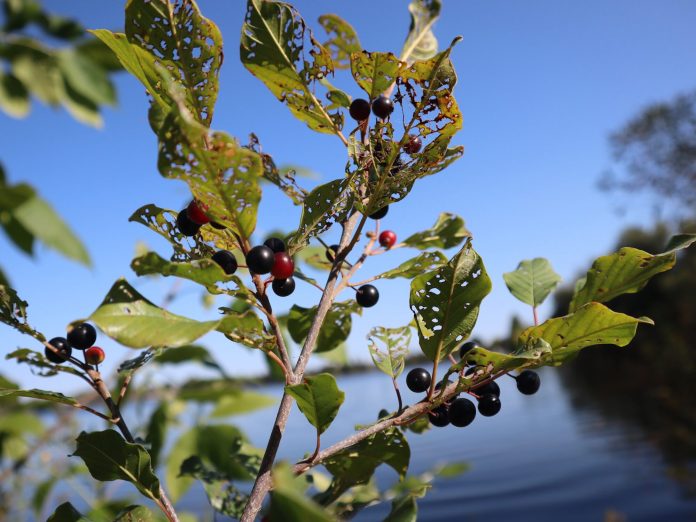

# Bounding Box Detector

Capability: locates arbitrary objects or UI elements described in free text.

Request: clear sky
[2,0,696,391]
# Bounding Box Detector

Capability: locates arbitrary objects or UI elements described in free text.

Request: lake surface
[187,366,696,521]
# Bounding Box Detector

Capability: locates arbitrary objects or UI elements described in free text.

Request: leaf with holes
[410,242,492,361]
[247,134,307,205]
[0,388,79,407]
[241,0,342,135]
[0,284,43,340]
[503,258,561,308]
[368,326,411,379]
[519,302,653,366]
[157,112,264,240]
[6,348,85,379]
[219,310,276,351]
[285,373,344,435]
[350,51,406,99]
[570,238,696,312]
[402,0,442,63]
[89,278,223,348]
[377,251,448,281]
[318,14,361,70]
[72,430,161,501]
[287,301,360,353]
[287,179,354,254]
[403,213,470,250]
[125,0,223,127]
[179,457,249,519]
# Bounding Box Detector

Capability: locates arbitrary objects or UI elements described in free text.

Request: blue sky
[2,0,696,391]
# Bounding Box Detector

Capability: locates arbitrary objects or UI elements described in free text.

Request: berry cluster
[405,341,541,428]
[176,200,226,237]
[349,95,394,122]
[45,322,105,367]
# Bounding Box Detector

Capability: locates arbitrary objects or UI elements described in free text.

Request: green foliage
[402,212,470,250]
[113,505,155,521]
[410,241,492,361]
[0,284,44,340]
[46,502,89,522]
[178,457,248,518]
[72,430,161,502]
[0,387,78,407]
[270,463,333,522]
[368,326,412,379]
[287,301,360,353]
[286,373,345,435]
[503,258,561,307]
[402,0,442,62]
[318,14,360,70]
[376,251,447,280]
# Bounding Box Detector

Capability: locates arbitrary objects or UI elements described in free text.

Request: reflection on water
[183,366,696,521]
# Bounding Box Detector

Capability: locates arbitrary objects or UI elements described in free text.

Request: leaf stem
[533,306,539,326]
[392,377,403,413]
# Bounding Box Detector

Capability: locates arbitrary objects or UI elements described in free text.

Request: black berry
[477,381,500,397]
[212,250,238,275]
[516,370,541,395]
[368,206,389,220]
[429,404,450,427]
[372,95,394,119]
[264,237,286,253]
[356,284,379,307]
[272,277,295,297]
[459,341,477,360]
[378,408,390,419]
[477,394,501,417]
[449,398,476,427]
[176,208,200,236]
[403,135,422,154]
[406,368,431,393]
[326,244,339,262]
[349,98,371,121]
[246,245,275,274]
[45,337,72,364]
[67,323,96,350]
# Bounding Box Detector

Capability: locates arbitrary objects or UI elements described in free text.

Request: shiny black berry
[356,284,379,307]
[349,98,371,121]
[326,244,339,262]
[477,394,501,417]
[429,404,450,427]
[212,250,238,275]
[516,370,541,395]
[67,323,97,350]
[272,277,295,297]
[372,95,394,119]
[176,208,201,236]
[403,135,422,154]
[406,368,431,393]
[246,245,275,274]
[368,206,389,220]
[477,380,500,397]
[459,341,477,360]
[449,398,476,427]
[45,337,72,364]
[264,237,286,253]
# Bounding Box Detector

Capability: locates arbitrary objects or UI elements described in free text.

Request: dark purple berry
[477,380,500,397]
[45,337,71,364]
[368,206,389,220]
[356,284,379,307]
[272,277,295,297]
[403,135,422,154]
[349,98,371,121]
[67,323,96,350]
[372,95,394,119]
[459,341,477,360]
[212,250,238,275]
[406,368,431,393]
[477,394,501,417]
[246,245,275,274]
[516,370,541,395]
[177,208,201,237]
[429,404,450,427]
[264,237,286,253]
[449,398,476,427]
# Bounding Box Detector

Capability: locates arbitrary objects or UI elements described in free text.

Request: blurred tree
[600,90,696,220]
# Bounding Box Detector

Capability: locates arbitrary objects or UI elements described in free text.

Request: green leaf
[287,178,354,254]
[0,284,44,340]
[89,278,222,348]
[270,463,334,522]
[503,258,561,307]
[46,502,89,522]
[240,0,342,135]
[210,390,277,418]
[402,0,442,63]
[570,239,696,311]
[367,326,411,379]
[248,135,307,205]
[178,457,248,518]
[32,477,57,516]
[0,388,79,407]
[113,505,155,521]
[219,309,276,351]
[57,48,116,107]
[0,70,30,117]
[318,14,361,70]
[518,302,654,366]
[384,494,418,522]
[410,242,492,361]
[71,430,161,501]
[154,344,225,375]
[74,38,123,72]
[131,251,234,289]
[285,373,345,435]
[376,251,447,280]
[10,44,63,106]
[145,402,168,469]
[402,213,470,250]
[350,51,405,99]
[287,301,360,353]
[0,411,43,435]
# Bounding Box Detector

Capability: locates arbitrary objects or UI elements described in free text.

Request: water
[193,366,696,521]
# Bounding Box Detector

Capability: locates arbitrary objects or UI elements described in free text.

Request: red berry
[85,346,105,365]
[379,230,397,249]
[186,200,210,225]
[271,252,295,279]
